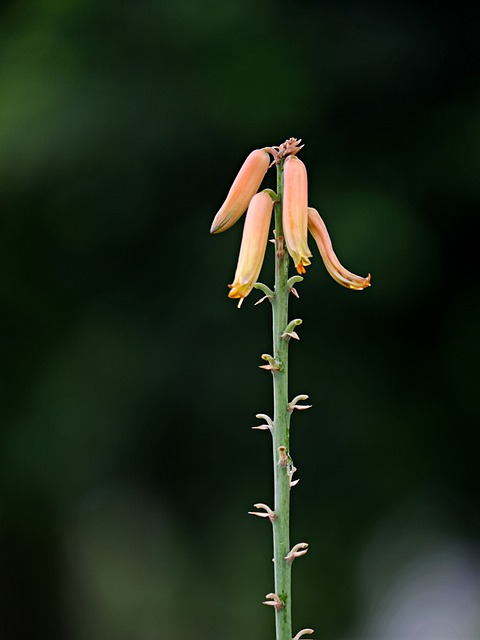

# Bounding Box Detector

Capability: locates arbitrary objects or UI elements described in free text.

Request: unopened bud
[283,156,312,274]
[210,149,270,233]
[227,191,274,301]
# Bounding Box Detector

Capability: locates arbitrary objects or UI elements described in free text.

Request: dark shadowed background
[1,1,479,639]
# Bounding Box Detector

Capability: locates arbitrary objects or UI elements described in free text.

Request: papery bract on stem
[307,207,371,290]
[282,156,312,274]
[228,190,274,302]
[210,149,270,234]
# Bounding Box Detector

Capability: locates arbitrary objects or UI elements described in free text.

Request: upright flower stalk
[210,138,370,640]
[269,157,294,640]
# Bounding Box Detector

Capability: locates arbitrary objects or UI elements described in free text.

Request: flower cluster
[210,138,371,303]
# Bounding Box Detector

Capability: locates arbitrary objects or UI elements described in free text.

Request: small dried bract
[248,503,277,522]
[292,630,315,640]
[263,592,285,609]
[266,137,305,164]
[285,542,309,563]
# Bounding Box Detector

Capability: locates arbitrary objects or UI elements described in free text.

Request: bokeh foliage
[0,1,478,638]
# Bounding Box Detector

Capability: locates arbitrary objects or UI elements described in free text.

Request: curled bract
[248,503,277,522]
[292,629,315,640]
[263,592,285,609]
[252,413,274,431]
[285,542,309,563]
[288,394,312,412]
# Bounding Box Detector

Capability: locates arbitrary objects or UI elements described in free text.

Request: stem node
[277,446,289,467]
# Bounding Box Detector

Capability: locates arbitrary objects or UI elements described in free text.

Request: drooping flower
[307,207,371,290]
[210,149,270,234]
[282,156,312,274]
[228,190,274,301]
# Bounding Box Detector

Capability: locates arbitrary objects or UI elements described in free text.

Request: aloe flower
[228,190,274,301]
[282,156,312,274]
[210,149,270,234]
[307,207,371,290]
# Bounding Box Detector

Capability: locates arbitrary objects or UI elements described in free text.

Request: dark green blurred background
[1,1,479,638]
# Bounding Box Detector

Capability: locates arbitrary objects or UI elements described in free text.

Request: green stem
[272,160,292,640]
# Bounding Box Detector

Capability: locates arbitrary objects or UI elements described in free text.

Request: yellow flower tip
[294,256,311,275]
[307,207,371,290]
[210,149,270,234]
[227,285,249,308]
[227,283,248,299]
[282,156,312,270]
[296,264,306,275]
[346,272,372,290]
[227,190,274,303]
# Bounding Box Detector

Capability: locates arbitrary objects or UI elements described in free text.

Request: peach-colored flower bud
[307,207,371,290]
[282,156,312,274]
[228,191,274,301]
[210,149,270,234]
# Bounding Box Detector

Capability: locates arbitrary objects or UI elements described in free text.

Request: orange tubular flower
[210,149,270,234]
[282,156,312,274]
[228,191,274,301]
[307,207,371,290]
